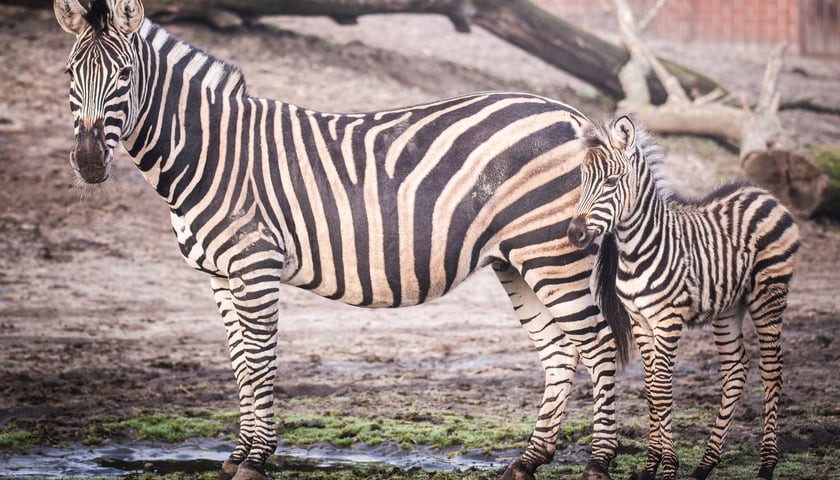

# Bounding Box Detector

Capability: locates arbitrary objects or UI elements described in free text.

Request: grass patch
[606,434,840,480]
[278,410,533,453]
[104,411,237,443]
[0,423,34,452]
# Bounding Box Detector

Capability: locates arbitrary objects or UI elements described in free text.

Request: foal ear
[54,0,88,35]
[610,115,636,152]
[113,0,144,35]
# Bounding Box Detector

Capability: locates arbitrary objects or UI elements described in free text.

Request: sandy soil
[1,5,839,476]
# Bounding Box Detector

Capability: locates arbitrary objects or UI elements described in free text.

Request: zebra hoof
[218,459,239,480]
[231,460,268,480]
[499,460,536,480]
[580,462,611,480]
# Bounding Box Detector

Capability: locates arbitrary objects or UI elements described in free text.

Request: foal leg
[749,286,789,480]
[649,322,682,480]
[632,323,662,480]
[689,307,749,480]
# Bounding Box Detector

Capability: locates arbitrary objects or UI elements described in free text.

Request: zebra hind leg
[688,308,749,480]
[494,260,618,480]
[494,262,576,480]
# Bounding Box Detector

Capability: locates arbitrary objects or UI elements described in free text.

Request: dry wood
[611,0,828,217]
[5,0,724,102]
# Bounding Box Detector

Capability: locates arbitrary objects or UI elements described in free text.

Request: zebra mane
[585,117,674,201]
[141,21,247,95]
[83,0,111,32]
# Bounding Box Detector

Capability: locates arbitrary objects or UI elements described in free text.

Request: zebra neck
[122,20,248,210]
[614,166,673,258]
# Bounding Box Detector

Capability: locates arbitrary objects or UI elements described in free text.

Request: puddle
[0,438,520,478]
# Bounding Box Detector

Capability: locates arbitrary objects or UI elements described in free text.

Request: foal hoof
[500,460,537,480]
[632,471,657,480]
[756,464,775,480]
[218,459,239,480]
[580,462,611,480]
[231,460,268,480]
[687,465,712,480]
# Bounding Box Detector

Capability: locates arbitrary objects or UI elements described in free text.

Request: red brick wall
[534,0,801,50]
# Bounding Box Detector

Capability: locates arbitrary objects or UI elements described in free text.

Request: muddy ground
[1,5,839,478]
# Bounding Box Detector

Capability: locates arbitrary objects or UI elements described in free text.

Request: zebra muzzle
[71,121,112,184]
[567,216,600,249]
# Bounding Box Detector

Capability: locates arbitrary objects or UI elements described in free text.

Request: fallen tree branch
[611,0,827,217]
[740,42,788,162]
[638,0,667,32]
[5,0,724,103]
[780,98,840,116]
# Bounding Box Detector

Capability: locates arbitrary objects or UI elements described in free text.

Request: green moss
[278,411,533,453]
[105,411,236,443]
[813,144,840,219]
[0,423,34,452]
[814,145,840,182]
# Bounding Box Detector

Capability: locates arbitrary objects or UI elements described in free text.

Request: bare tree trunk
[7,0,723,102]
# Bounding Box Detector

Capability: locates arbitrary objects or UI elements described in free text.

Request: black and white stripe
[569,116,800,480]
[56,1,632,479]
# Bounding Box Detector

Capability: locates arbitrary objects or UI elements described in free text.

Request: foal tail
[595,233,634,369]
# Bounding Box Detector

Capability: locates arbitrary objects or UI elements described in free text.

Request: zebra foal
[567,116,800,480]
[53,0,633,479]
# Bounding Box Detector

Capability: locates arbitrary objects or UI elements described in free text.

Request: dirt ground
[1,4,839,477]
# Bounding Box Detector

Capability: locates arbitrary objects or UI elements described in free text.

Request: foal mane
[584,117,673,201]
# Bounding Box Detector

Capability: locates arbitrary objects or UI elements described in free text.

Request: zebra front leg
[226,271,283,480]
[689,310,749,480]
[211,277,256,480]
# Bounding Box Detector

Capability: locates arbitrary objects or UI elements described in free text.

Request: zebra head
[567,116,637,250]
[55,0,144,184]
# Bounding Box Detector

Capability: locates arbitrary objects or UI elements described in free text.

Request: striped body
[55,2,627,479]
[569,117,800,480]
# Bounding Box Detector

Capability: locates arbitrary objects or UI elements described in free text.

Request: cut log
[5,0,724,102]
[742,149,828,218]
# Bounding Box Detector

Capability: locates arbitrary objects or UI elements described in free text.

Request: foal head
[567,116,640,250]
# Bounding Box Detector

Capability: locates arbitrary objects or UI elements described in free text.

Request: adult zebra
[54,1,631,479]
[567,116,800,480]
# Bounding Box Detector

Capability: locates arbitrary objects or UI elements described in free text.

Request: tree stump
[742,149,828,218]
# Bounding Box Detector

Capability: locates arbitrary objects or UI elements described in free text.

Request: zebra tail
[595,233,634,369]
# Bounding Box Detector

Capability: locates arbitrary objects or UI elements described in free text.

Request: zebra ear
[54,0,88,35]
[113,0,144,35]
[610,115,636,152]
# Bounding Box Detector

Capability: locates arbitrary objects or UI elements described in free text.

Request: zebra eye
[604,176,619,187]
[118,66,132,81]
